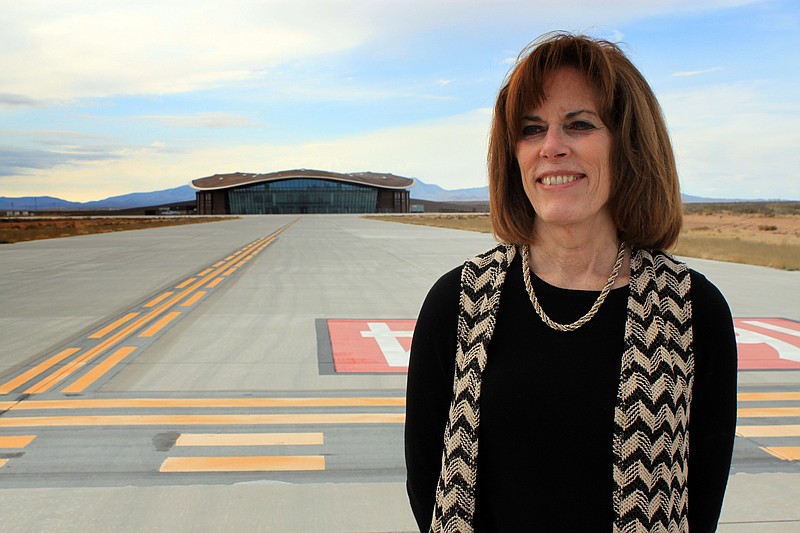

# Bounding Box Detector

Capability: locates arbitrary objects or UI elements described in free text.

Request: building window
[228,179,379,214]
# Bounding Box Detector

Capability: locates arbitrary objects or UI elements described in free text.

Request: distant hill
[410,180,489,202]
[1,185,195,212]
[0,179,754,212]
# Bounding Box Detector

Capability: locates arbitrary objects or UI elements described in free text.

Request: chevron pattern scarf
[431,243,694,532]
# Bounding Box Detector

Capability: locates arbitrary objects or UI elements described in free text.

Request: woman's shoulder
[688,268,731,315]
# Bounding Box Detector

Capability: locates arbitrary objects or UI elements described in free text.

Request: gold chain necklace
[521,241,627,332]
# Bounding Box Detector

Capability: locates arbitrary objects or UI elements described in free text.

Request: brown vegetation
[367,202,800,271]
[0,217,232,244]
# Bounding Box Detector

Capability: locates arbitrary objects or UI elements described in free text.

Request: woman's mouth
[538,174,583,186]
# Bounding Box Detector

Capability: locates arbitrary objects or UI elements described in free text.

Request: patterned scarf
[431,243,694,532]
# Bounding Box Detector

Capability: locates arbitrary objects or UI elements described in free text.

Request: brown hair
[489,32,682,249]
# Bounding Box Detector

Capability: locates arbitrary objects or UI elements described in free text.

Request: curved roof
[190,169,415,191]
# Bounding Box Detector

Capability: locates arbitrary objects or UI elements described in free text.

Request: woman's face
[515,67,614,238]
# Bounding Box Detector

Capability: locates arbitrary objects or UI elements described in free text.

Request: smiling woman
[405,32,738,533]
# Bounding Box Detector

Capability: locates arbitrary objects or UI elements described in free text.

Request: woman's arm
[687,270,738,532]
[405,267,461,531]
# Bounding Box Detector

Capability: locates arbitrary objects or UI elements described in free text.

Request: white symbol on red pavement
[734,318,800,369]
[360,322,413,367]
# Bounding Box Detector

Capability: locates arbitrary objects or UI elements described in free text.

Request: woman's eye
[522,125,544,136]
[568,120,596,131]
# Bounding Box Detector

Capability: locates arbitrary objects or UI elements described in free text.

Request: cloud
[671,66,723,77]
[0,93,46,107]
[0,145,121,176]
[138,113,261,129]
[0,0,765,101]
[0,108,493,201]
[660,81,800,199]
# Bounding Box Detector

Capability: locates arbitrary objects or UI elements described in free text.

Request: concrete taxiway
[0,214,799,532]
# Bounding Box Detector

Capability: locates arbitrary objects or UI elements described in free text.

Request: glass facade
[227,178,379,214]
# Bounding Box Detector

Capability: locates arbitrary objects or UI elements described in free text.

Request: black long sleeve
[405,256,737,532]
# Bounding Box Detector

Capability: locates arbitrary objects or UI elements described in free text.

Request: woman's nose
[539,128,569,159]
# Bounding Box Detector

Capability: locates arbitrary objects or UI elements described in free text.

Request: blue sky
[1,0,798,202]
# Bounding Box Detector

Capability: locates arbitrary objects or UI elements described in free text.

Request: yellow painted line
[16,226,290,395]
[235,260,248,267]
[224,255,235,260]
[737,425,800,437]
[6,397,406,410]
[738,407,800,418]
[176,432,324,447]
[139,311,181,338]
[89,312,140,339]
[206,277,224,288]
[0,435,36,448]
[0,459,7,469]
[181,291,206,307]
[0,348,81,394]
[61,346,138,394]
[739,392,800,402]
[175,278,197,289]
[198,268,214,277]
[761,446,800,461]
[222,268,237,277]
[143,291,175,308]
[160,455,325,473]
[0,413,405,428]
[213,261,225,267]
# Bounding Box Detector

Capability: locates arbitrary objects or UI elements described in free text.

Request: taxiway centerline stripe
[4,397,406,410]
[738,407,800,418]
[222,268,237,277]
[144,291,175,308]
[175,278,197,289]
[0,348,81,394]
[0,413,405,427]
[760,446,800,461]
[176,432,324,446]
[9,224,292,395]
[20,240,248,393]
[139,311,181,338]
[738,392,800,402]
[89,313,140,339]
[160,455,325,473]
[737,424,800,437]
[206,277,224,288]
[61,346,138,394]
[0,435,36,448]
[181,291,206,307]
[198,268,214,276]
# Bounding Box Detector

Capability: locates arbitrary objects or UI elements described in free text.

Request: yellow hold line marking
[4,397,406,410]
[0,435,36,448]
[176,432,324,447]
[160,455,325,472]
[0,413,406,428]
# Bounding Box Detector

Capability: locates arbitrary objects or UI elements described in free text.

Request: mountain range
[1,180,733,212]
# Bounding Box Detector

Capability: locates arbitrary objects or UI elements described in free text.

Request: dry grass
[367,202,800,271]
[0,217,233,244]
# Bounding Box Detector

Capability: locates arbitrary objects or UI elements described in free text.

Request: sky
[1,0,799,202]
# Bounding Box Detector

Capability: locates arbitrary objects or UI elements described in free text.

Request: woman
[405,33,737,533]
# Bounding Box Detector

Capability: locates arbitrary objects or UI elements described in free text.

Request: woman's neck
[528,225,630,291]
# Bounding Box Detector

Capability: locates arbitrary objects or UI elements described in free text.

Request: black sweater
[405,253,737,532]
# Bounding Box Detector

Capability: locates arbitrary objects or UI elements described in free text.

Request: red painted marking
[328,317,800,373]
[328,320,414,373]
[734,318,800,370]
